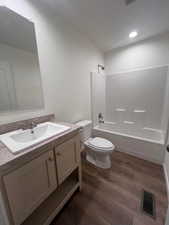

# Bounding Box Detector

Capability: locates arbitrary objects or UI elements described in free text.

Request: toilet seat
[85,137,115,152]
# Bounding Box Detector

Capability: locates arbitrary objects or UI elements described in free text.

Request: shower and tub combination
[91,65,169,164]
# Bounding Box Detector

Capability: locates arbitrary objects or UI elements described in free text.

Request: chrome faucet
[30,121,37,134]
[98,113,104,123]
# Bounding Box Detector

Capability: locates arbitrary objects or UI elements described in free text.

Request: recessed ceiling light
[129,31,138,39]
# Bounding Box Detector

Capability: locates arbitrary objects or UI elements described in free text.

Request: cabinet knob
[56,152,61,156]
[48,157,54,162]
[167,145,169,153]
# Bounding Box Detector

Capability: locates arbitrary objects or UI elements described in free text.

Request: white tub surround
[91,65,169,164]
[93,123,165,164]
[96,122,164,144]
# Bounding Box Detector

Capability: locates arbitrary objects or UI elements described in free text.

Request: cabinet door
[3,150,57,225]
[55,138,78,185]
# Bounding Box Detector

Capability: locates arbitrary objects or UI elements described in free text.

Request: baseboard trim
[163,163,169,202]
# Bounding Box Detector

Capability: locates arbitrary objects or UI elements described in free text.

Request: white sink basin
[0,122,70,154]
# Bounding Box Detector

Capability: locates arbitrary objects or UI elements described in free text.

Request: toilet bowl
[76,120,115,169]
[85,137,115,169]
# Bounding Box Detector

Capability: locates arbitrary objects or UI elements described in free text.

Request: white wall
[0,42,43,111]
[0,0,103,124]
[104,32,169,132]
[105,32,169,133]
[91,72,106,126]
[102,32,169,164]
[105,32,169,74]
[162,69,169,143]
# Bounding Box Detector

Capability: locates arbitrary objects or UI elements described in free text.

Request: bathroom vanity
[0,115,81,225]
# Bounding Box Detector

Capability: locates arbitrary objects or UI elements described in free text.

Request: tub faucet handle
[98,113,104,123]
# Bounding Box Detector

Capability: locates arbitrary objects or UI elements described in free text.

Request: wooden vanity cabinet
[3,150,57,225]
[55,137,80,185]
[1,134,81,225]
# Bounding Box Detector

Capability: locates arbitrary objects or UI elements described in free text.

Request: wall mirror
[0,6,44,112]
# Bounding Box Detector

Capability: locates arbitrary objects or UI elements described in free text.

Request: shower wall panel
[105,66,168,130]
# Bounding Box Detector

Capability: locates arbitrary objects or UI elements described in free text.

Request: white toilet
[76,120,115,169]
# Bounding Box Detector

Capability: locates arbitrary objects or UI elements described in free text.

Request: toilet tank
[76,120,92,142]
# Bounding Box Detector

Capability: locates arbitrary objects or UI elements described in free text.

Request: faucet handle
[98,113,103,119]
[98,113,104,123]
[31,121,37,127]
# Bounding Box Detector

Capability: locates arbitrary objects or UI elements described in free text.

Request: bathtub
[92,122,165,164]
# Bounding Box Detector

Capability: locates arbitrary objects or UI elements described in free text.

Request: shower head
[98,64,105,70]
[98,64,105,73]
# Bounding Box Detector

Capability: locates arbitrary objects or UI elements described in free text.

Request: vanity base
[22,169,80,225]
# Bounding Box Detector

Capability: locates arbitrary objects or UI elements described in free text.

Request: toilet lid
[88,137,114,150]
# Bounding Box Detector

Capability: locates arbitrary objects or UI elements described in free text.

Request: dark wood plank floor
[51,151,168,225]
